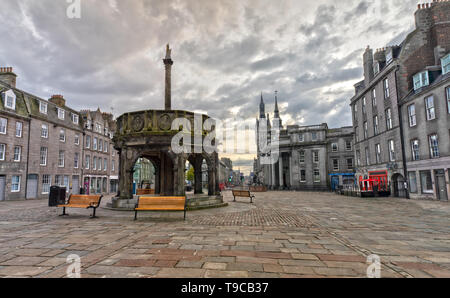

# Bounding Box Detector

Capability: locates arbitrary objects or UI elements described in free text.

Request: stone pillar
[279,155,284,189]
[289,153,293,188]
[163,44,173,110]
[194,157,203,194]
[271,163,276,189]
[446,169,450,201]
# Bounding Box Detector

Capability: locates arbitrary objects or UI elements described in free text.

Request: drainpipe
[24,117,31,199]
[395,65,410,199]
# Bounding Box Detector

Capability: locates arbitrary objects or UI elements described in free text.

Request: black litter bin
[49,186,67,207]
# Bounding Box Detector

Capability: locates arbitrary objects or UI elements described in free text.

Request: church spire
[259,92,265,119]
[273,90,282,129]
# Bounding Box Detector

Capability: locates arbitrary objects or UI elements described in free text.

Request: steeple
[273,91,282,129]
[259,92,265,119]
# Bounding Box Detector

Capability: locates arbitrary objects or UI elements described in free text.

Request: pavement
[0,191,449,278]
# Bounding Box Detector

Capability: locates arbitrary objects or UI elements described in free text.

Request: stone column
[279,155,284,189]
[163,44,173,110]
[289,153,293,189]
[271,162,276,189]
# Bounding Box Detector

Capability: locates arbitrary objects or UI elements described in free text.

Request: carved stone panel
[159,114,172,131]
[132,115,144,132]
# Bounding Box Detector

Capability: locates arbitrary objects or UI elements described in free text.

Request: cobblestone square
[0,191,449,278]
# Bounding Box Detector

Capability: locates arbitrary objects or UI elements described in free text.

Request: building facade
[350,1,450,200]
[255,93,355,191]
[0,68,119,201]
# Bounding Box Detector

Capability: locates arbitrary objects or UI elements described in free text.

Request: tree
[186,167,194,182]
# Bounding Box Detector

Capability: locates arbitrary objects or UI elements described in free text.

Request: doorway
[26,174,38,199]
[435,170,448,201]
[0,175,5,201]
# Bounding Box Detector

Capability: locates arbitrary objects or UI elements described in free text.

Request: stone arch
[391,173,406,198]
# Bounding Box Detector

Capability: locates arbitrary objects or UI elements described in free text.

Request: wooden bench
[134,196,187,221]
[232,190,255,203]
[136,188,155,195]
[58,195,103,218]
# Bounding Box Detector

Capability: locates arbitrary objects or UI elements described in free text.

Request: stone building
[25,94,84,199]
[255,93,355,191]
[0,67,119,201]
[80,109,119,195]
[350,1,450,200]
[397,2,450,201]
[0,68,30,200]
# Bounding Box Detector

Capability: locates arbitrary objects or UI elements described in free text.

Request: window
[15,122,22,137]
[356,150,361,166]
[313,169,320,183]
[363,121,368,139]
[373,116,379,135]
[58,151,65,167]
[355,126,359,142]
[74,153,79,169]
[0,144,5,160]
[112,159,115,171]
[362,97,366,114]
[347,158,353,170]
[442,54,450,74]
[86,119,92,130]
[42,175,51,194]
[0,118,7,134]
[386,108,392,130]
[311,132,318,141]
[112,149,115,157]
[41,124,48,138]
[59,129,66,142]
[104,142,108,153]
[86,155,90,169]
[57,108,65,120]
[93,137,98,150]
[97,158,101,170]
[408,172,418,193]
[39,101,47,114]
[429,134,439,158]
[413,71,429,90]
[408,104,416,127]
[447,87,450,113]
[333,159,339,171]
[86,135,91,148]
[11,176,20,192]
[375,144,381,164]
[420,171,433,194]
[411,139,420,161]
[40,147,48,166]
[64,176,69,191]
[373,62,380,75]
[72,114,79,124]
[388,140,395,162]
[299,151,305,163]
[13,146,21,162]
[300,170,306,182]
[93,157,97,170]
[384,78,390,99]
[5,93,16,110]
[372,89,377,106]
[386,50,393,64]
[425,96,435,121]
[365,147,370,166]
[313,151,319,163]
[346,140,352,151]
[331,143,338,152]
[75,134,80,145]
[104,158,107,171]
[55,175,62,187]
[299,134,304,142]
[99,140,103,152]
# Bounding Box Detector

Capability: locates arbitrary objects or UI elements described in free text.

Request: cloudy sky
[0,0,420,174]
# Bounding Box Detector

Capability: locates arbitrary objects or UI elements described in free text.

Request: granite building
[350,1,450,200]
[255,93,355,191]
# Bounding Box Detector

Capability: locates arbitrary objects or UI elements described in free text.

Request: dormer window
[442,53,450,75]
[39,101,47,114]
[58,108,65,120]
[72,114,79,124]
[373,62,380,75]
[386,49,393,64]
[86,119,92,129]
[3,90,16,110]
[413,71,429,90]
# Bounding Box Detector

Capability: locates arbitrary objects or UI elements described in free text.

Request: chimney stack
[163,44,173,110]
[49,94,66,107]
[0,67,17,88]
[363,46,374,85]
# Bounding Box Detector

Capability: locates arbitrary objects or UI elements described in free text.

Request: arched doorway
[391,173,406,198]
